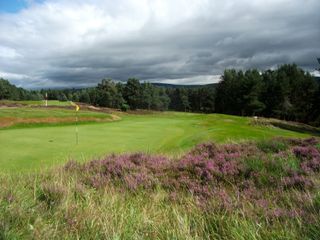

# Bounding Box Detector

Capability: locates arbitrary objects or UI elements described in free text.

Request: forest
[1,64,319,126]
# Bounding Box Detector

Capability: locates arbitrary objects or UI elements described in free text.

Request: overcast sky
[0,0,319,88]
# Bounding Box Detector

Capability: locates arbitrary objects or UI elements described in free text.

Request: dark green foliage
[139,82,169,111]
[95,79,124,108]
[58,93,68,101]
[79,91,90,103]
[1,63,319,126]
[0,78,42,101]
[215,64,320,126]
[166,86,215,112]
[123,78,142,110]
[120,103,130,112]
[215,69,266,116]
[259,64,317,122]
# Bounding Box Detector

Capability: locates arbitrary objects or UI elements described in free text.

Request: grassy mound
[1,137,319,239]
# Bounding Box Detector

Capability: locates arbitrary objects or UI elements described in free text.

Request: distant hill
[152,82,217,89]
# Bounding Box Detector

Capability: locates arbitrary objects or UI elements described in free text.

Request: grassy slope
[0,100,71,106]
[0,110,309,172]
[0,107,111,119]
[0,107,113,130]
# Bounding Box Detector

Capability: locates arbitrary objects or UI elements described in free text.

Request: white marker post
[45,92,48,107]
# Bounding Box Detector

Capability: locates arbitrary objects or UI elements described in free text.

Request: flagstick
[71,101,79,145]
[76,110,78,145]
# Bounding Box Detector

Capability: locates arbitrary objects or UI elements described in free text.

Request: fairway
[0,111,310,172]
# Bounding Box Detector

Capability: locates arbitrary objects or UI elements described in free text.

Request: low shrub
[120,103,130,112]
[1,137,318,239]
[63,137,319,196]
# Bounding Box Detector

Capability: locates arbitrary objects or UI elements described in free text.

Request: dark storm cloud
[0,0,319,88]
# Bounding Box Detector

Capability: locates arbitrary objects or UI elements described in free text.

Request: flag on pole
[70,101,80,144]
[70,101,80,111]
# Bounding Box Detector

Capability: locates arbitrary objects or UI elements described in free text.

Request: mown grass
[0,109,311,172]
[0,137,319,239]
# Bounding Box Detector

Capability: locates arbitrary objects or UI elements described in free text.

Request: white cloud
[0,46,21,58]
[154,75,221,85]
[0,0,319,87]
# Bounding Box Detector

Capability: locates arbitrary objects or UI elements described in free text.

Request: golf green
[0,112,309,172]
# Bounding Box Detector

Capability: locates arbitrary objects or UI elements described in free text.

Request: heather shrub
[167,142,243,196]
[64,138,320,196]
[293,146,319,160]
[287,137,319,147]
[188,142,218,158]
[81,153,170,191]
[281,173,314,190]
[293,146,320,173]
[303,137,319,146]
[0,137,320,239]
[64,160,82,172]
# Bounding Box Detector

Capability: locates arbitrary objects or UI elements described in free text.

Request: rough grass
[0,109,311,172]
[0,137,319,239]
[0,100,72,107]
[0,107,114,128]
[251,117,320,136]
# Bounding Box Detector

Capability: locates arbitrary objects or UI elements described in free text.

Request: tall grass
[0,137,319,239]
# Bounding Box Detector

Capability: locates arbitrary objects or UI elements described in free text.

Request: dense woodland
[1,64,320,126]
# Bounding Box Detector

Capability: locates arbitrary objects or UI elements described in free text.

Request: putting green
[0,112,309,172]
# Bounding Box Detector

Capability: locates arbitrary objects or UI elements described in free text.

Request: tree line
[215,64,320,126]
[0,78,42,101]
[1,64,319,126]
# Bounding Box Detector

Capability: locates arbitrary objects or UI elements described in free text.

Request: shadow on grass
[270,121,320,137]
[252,118,320,137]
